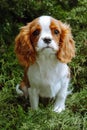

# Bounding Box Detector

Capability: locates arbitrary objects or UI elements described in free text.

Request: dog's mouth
[42,46,54,51]
[36,45,58,54]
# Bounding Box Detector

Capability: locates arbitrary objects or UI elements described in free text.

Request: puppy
[15,16,75,112]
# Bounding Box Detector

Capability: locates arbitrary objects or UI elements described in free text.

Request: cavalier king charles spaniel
[15,16,75,113]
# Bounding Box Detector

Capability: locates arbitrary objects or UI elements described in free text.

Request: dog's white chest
[28,53,68,98]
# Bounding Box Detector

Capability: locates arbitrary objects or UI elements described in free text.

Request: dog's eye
[54,29,59,35]
[32,29,40,36]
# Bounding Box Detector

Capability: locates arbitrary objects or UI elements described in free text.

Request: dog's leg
[28,88,39,110]
[53,77,70,113]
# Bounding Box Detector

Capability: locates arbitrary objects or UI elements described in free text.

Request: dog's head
[15,16,75,67]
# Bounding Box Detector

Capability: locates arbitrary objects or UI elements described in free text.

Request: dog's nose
[43,38,51,44]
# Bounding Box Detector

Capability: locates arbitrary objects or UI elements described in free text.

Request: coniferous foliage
[0,0,87,129]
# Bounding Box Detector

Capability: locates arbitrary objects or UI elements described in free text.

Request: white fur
[16,84,24,96]
[28,50,70,112]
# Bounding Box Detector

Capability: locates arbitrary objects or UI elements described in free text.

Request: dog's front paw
[53,104,65,113]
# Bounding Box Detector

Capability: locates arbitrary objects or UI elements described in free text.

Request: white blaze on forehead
[39,16,51,30]
[39,16,52,38]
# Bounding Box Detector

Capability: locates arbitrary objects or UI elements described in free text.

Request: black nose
[43,38,51,44]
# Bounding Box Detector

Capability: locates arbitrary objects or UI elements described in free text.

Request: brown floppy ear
[15,23,36,67]
[57,21,75,63]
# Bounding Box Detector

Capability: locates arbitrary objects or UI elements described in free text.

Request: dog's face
[30,16,60,53]
[15,16,75,67]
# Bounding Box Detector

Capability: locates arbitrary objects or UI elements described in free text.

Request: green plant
[0,0,87,129]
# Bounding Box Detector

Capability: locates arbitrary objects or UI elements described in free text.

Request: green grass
[0,43,87,130]
[0,86,87,130]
